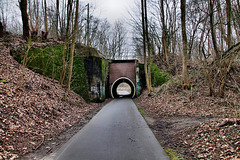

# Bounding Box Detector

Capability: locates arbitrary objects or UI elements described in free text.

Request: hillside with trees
[0,0,240,159]
[133,0,240,159]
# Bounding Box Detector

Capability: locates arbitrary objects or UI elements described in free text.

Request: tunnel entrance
[111,77,135,98]
[117,82,131,96]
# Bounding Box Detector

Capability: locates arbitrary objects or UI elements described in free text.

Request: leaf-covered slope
[0,36,99,159]
[135,61,240,159]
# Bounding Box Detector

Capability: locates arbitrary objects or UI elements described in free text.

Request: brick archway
[109,60,137,98]
[111,77,135,98]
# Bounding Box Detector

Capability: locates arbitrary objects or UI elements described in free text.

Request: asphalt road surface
[50,99,169,160]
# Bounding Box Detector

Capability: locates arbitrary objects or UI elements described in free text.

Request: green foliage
[151,63,169,87]
[138,108,145,115]
[70,54,90,103]
[101,58,105,79]
[12,44,90,102]
[0,79,7,83]
[164,147,180,160]
[27,45,64,80]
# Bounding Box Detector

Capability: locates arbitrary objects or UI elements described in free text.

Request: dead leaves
[0,37,100,159]
[135,71,240,159]
[183,119,240,159]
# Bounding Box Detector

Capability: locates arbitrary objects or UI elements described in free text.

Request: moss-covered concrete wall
[12,44,89,102]
[11,43,146,102]
[74,44,109,102]
[83,56,109,102]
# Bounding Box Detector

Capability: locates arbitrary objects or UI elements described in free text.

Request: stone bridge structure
[109,60,140,98]
[80,46,145,102]
[11,44,145,103]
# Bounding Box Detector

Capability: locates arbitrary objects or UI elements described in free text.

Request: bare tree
[42,0,48,40]
[67,0,79,90]
[226,0,232,48]
[55,0,60,39]
[19,0,30,39]
[160,0,170,69]
[209,0,220,62]
[28,0,40,39]
[113,20,127,59]
[181,0,189,89]
[141,0,152,94]
[59,0,73,85]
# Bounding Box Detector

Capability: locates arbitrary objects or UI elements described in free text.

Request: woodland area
[0,0,240,159]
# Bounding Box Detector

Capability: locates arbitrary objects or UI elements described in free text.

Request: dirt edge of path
[21,99,112,160]
[135,102,210,159]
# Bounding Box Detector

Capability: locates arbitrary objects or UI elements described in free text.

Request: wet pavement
[44,98,169,160]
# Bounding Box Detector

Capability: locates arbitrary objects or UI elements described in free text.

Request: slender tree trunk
[181,0,189,89]
[43,0,48,40]
[28,0,34,31]
[44,0,48,34]
[86,3,90,46]
[144,0,152,94]
[34,0,39,33]
[226,0,232,48]
[216,0,226,52]
[141,0,152,95]
[59,0,73,85]
[56,0,59,39]
[0,22,3,37]
[160,0,170,69]
[209,0,220,62]
[141,0,147,90]
[172,0,177,75]
[19,0,30,39]
[67,0,79,90]
[199,32,216,96]
[18,41,31,88]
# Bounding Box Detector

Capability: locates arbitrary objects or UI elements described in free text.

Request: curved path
[51,99,169,160]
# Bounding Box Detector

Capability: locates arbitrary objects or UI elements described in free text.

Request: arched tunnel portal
[111,77,136,98]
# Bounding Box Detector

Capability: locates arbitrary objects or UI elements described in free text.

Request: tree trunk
[209,0,220,62]
[43,0,48,40]
[67,0,79,90]
[0,22,3,37]
[181,0,189,89]
[216,0,226,52]
[144,0,152,94]
[19,0,30,39]
[34,0,39,33]
[226,0,232,48]
[141,0,152,95]
[86,3,90,46]
[160,0,170,69]
[28,0,34,31]
[56,0,60,39]
[59,0,73,85]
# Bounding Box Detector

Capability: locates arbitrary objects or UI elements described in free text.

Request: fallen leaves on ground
[135,65,240,159]
[0,35,101,159]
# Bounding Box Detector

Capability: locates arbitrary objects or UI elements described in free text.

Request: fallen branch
[218,120,240,127]
[34,134,45,151]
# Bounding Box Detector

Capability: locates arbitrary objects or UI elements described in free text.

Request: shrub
[151,63,169,87]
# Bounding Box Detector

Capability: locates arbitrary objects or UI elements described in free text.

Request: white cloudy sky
[81,0,136,24]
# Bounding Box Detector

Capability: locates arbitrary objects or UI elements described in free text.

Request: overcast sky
[81,0,136,24]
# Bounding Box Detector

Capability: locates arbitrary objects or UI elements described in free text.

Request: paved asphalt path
[52,98,169,160]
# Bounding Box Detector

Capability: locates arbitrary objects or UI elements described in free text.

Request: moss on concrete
[11,44,90,102]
